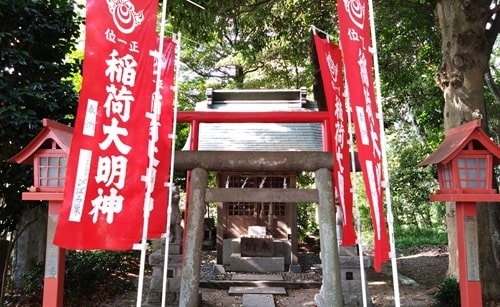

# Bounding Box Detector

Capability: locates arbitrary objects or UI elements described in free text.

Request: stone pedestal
[145,241,182,307]
[240,235,274,257]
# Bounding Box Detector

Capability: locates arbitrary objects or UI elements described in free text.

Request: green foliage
[0,0,82,238]
[23,251,138,304]
[395,227,447,250]
[434,277,460,307]
[296,202,318,240]
[23,262,44,297]
[168,0,336,90]
[296,172,318,240]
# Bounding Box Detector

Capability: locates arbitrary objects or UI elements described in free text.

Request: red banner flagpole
[161,32,182,307]
[336,0,390,273]
[312,32,357,246]
[366,0,400,304]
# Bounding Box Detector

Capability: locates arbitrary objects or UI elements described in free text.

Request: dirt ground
[98,245,449,307]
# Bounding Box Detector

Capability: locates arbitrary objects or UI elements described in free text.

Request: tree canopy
[0,0,81,238]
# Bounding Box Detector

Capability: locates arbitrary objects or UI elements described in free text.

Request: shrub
[22,250,139,305]
[434,277,460,307]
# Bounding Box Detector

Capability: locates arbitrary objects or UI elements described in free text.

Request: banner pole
[346,95,369,307]
[136,0,170,306]
[367,1,401,306]
[161,32,181,307]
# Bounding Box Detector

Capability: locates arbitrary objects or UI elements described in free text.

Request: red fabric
[54,0,174,250]
[313,34,357,246]
[337,0,390,271]
[148,37,176,238]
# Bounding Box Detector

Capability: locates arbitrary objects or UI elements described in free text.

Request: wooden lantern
[420,119,500,307]
[9,118,73,307]
[419,119,500,202]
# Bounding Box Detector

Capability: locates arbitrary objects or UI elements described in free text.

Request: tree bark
[12,206,47,290]
[436,1,500,302]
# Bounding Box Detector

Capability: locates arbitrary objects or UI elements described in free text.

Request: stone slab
[242,294,276,307]
[240,236,274,257]
[232,274,284,281]
[229,254,284,272]
[248,226,267,236]
[228,287,287,296]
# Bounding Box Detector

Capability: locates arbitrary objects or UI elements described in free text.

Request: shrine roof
[186,88,324,151]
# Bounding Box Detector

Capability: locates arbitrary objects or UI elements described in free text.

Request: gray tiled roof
[186,89,324,151]
[197,122,323,151]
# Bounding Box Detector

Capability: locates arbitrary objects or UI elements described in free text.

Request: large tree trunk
[12,206,47,291]
[436,1,500,303]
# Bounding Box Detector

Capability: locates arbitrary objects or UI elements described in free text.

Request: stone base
[223,238,292,266]
[339,255,372,307]
[240,235,274,257]
[229,253,284,272]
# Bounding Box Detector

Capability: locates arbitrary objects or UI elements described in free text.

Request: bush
[395,227,448,250]
[434,277,460,307]
[22,250,139,305]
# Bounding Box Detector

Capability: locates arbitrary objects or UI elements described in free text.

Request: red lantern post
[420,119,500,306]
[9,119,73,307]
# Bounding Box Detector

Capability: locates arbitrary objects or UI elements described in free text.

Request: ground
[97,245,449,307]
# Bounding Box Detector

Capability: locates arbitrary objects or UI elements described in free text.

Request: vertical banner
[337,0,390,271]
[147,37,177,238]
[313,34,357,246]
[54,0,172,250]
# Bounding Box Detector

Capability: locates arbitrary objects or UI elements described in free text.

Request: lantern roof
[9,118,73,165]
[419,119,500,167]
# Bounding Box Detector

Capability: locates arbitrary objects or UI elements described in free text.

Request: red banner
[54,0,174,250]
[337,0,389,271]
[313,34,356,246]
[148,37,176,238]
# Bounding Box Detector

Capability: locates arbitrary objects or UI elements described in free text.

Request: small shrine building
[183,88,324,267]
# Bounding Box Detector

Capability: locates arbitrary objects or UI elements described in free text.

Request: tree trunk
[12,206,47,290]
[436,1,500,303]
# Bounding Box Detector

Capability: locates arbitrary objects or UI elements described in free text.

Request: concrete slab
[229,254,285,272]
[232,274,284,281]
[243,294,276,307]
[228,287,287,296]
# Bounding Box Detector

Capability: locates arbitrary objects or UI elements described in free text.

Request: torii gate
[174,110,345,306]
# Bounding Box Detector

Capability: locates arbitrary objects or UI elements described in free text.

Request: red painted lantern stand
[420,119,500,307]
[8,119,73,307]
[23,194,66,307]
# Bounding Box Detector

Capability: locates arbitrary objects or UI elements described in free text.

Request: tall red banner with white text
[337,0,389,271]
[54,0,174,250]
[313,34,357,246]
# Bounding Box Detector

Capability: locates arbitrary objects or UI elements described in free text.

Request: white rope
[161,31,182,307]
[185,0,205,10]
[367,0,400,305]
[136,0,170,305]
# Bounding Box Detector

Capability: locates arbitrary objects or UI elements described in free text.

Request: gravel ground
[98,246,449,307]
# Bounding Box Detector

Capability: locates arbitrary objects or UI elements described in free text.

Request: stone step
[242,294,276,307]
[229,254,285,272]
[232,274,284,281]
[228,286,287,296]
[199,279,322,289]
